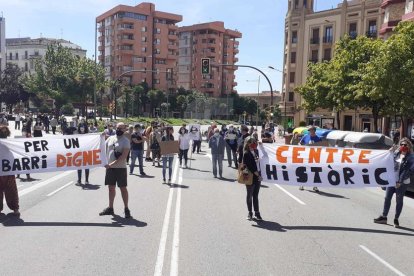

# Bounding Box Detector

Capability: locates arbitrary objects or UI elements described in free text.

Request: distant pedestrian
[144,124,153,161]
[15,114,21,130]
[50,116,58,135]
[33,119,43,137]
[0,125,20,217]
[104,123,115,139]
[237,125,250,165]
[161,127,175,184]
[374,138,414,228]
[191,125,201,154]
[178,126,190,168]
[299,126,321,192]
[125,125,134,165]
[0,114,8,126]
[242,137,263,221]
[224,124,239,168]
[130,124,146,176]
[100,122,132,219]
[209,128,225,178]
[88,123,98,133]
[76,124,89,185]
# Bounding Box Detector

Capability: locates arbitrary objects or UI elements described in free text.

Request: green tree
[0,64,30,113]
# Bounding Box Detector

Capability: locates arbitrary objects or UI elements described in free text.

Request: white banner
[0,134,108,176]
[258,144,395,188]
[188,124,201,141]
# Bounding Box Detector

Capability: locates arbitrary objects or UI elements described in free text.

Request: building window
[367,20,377,38]
[117,11,147,21]
[154,38,161,45]
[9,53,12,60]
[323,48,331,61]
[291,52,296,64]
[324,26,333,43]
[142,47,147,52]
[311,50,318,63]
[311,28,320,44]
[153,79,160,84]
[294,0,299,9]
[15,53,19,60]
[141,26,147,32]
[25,62,28,72]
[349,23,357,39]
[288,91,294,102]
[142,36,147,42]
[155,28,161,34]
[290,72,295,83]
[406,0,414,14]
[291,31,298,44]
[154,48,161,54]
[25,51,28,59]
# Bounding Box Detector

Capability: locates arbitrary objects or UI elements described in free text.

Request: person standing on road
[0,125,20,217]
[144,124,153,161]
[43,114,50,134]
[374,138,414,228]
[130,124,147,176]
[150,125,162,167]
[209,128,226,178]
[125,125,134,165]
[298,126,322,192]
[104,123,116,140]
[0,114,8,126]
[76,124,90,185]
[50,116,58,135]
[100,122,132,219]
[242,137,263,221]
[161,127,175,184]
[237,125,250,166]
[178,126,190,168]
[191,125,201,154]
[224,124,239,168]
[15,114,21,130]
[33,118,43,137]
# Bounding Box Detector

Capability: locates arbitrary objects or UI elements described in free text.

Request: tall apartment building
[0,17,5,73]
[282,0,383,132]
[380,0,414,38]
[6,37,86,74]
[96,3,182,94]
[177,21,241,97]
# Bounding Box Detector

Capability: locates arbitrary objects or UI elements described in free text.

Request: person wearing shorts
[99,122,132,218]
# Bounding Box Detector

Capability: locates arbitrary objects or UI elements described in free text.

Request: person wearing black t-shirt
[129,124,146,175]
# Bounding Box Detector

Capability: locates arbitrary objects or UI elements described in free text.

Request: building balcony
[168,43,178,50]
[310,37,320,44]
[323,36,333,44]
[380,0,405,9]
[402,11,414,22]
[98,45,104,51]
[379,20,400,35]
[168,34,177,40]
[234,48,239,54]
[98,36,104,42]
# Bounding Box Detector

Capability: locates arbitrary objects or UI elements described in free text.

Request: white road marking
[19,171,74,197]
[170,168,183,276]
[154,159,179,276]
[274,184,306,205]
[359,245,406,276]
[46,181,74,197]
[17,185,24,188]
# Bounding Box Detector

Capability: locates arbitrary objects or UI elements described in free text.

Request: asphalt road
[1,122,414,276]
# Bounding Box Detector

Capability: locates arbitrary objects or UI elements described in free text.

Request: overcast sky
[0,0,342,93]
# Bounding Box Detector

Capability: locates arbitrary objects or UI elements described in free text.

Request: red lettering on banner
[276,146,289,163]
[56,150,102,168]
[325,148,339,163]
[359,150,371,164]
[309,148,322,163]
[292,147,305,163]
[341,149,354,163]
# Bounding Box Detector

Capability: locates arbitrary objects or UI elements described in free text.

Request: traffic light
[201,58,210,74]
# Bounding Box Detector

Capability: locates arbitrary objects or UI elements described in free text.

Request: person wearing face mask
[209,128,226,178]
[242,137,263,221]
[76,124,90,185]
[374,138,414,228]
[224,124,239,168]
[129,124,147,176]
[50,116,58,135]
[191,126,201,154]
[100,122,132,219]
[178,126,190,168]
[161,127,175,184]
[0,125,20,217]
[237,125,251,166]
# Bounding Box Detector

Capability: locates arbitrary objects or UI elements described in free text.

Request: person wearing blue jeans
[374,138,414,228]
[209,128,226,178]
[129,124,146,175]
[162,127,175,184]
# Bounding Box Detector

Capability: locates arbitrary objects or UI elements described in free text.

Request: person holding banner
[242,137,263,221]
[100,122,132,219]
[0,125,20,217]
[161,127,175,184]
[374,138,414,228]
[298,126,322,193]
[76,124,90,185]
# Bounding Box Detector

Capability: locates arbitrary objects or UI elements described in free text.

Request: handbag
[237,164,253,185]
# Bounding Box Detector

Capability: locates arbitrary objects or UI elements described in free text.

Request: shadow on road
[308,190,349,199]
[185,167,211,173]
[1,214,147,228]
[130,173,155,179]
[219,177,236,183]
[252,221,414,236]
[75,183,101,190]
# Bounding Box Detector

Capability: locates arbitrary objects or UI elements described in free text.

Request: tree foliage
[0,64,31,113]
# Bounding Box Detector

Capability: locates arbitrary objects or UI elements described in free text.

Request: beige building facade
[282,0,383,132]
[177,21,241,98]
[96,2,182,93]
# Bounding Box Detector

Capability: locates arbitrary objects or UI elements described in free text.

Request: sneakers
[124,208,132,219]
[255,212,263,221]
[85,181,89,185]
[374,216,387,224]
[394,218,399,228]
[299,186,304,191]
[246,212,253,221]
[76,180,81,185]
[140,172,146,176]
[163,178,166,183]
[99,207,114,216]
[313,187,320,193]
[168,179,171,184]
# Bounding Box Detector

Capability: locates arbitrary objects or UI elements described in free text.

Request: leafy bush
[61,103,74,115]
